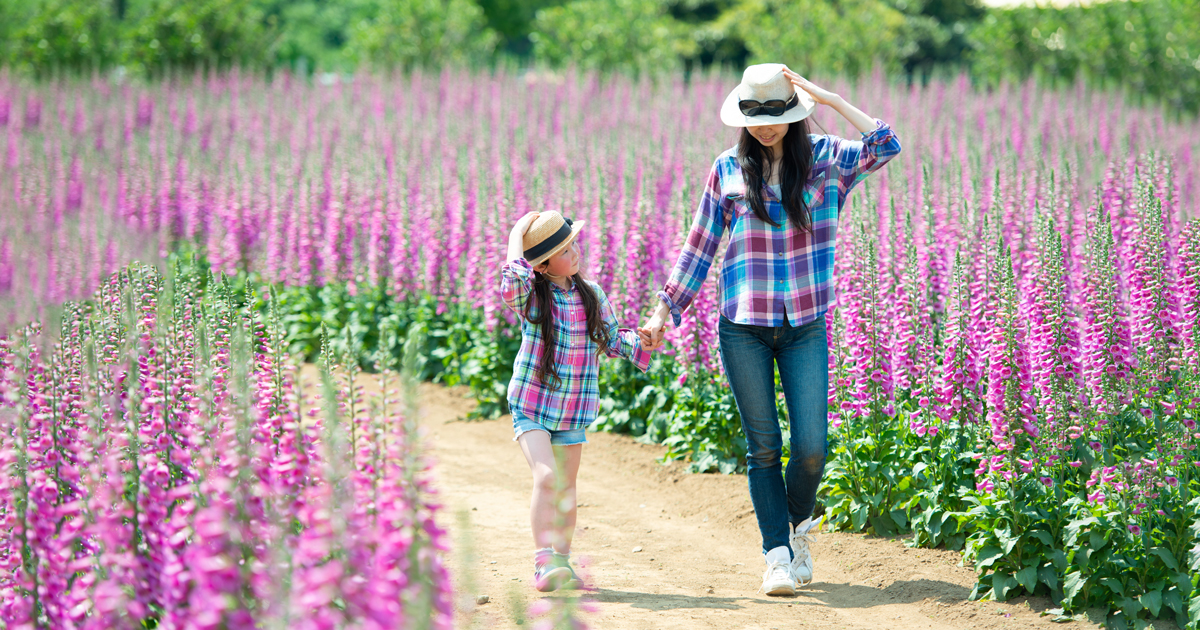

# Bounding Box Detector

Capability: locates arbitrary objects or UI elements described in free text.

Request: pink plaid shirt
[501,259,653,432]
[659,120,901,328]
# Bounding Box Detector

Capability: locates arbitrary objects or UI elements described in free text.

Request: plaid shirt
[659,120,902,328]
[501,259,653,432]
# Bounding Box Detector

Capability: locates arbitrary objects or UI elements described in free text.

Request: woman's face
[536,238,581,277]
[747,123,789,149]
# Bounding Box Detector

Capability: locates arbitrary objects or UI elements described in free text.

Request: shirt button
[777,251,783,256]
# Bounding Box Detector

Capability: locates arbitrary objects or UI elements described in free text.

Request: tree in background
[715,0,906,77]
[124,0,271,74]
[476,0,566,57]
[530,0,695,73]
[257,0,377,72]
[0,0,1197,119]
[8,0,122,75]
[669,0,748,71]
[887,0,984,81]
[347,0,498,69]
[969,0,1200,115]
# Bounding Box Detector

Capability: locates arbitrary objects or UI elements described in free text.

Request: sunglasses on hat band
[738,92,799,117]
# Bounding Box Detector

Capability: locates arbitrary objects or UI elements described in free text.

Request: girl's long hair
[523,270,613,390]
[737,119,815,232]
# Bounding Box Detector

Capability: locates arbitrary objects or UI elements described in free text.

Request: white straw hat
[720,63,816,128]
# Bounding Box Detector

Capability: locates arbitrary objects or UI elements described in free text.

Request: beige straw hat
[523,211,585,267]
[720,63,816,128]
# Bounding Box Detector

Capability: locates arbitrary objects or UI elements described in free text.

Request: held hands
[637,314,668,352]
[782,68,840,107]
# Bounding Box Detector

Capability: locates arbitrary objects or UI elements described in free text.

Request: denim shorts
[511,409,588,445]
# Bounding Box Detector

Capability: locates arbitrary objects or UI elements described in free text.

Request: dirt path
[319,368,1118,630]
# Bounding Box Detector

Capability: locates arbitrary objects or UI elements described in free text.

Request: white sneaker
[789,515,822,587]
[760,546,796,596]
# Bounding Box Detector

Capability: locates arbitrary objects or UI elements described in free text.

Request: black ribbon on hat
[525,217,574,261]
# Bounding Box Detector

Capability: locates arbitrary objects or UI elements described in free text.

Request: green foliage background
[0,0,1196,113]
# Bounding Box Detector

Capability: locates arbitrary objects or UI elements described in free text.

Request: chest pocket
[722,172,827,226]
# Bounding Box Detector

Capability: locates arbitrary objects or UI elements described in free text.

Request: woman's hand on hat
[783,68,839,107]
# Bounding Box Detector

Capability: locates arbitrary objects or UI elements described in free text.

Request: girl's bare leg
[518,431,583,553]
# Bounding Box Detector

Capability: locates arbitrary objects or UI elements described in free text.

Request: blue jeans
[718,314,829,557]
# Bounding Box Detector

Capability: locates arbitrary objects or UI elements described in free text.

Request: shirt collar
[549,277,576,293]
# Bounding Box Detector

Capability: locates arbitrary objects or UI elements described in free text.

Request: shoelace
[757,561,794,594]
[790,531,816,563]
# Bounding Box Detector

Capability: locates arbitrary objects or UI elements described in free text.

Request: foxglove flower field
[0,260,452,628]
[1,68,1199,626]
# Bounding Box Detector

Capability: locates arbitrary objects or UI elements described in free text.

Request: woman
[638,63,901,596]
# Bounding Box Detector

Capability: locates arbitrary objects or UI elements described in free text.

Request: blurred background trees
[0,0,1195,114]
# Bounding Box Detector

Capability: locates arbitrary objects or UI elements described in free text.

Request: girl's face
[536,238,581,278]
[747,123,789,149]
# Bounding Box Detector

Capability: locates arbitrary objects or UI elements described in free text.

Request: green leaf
[992,573,1017,602]
[1150,547,1180,571]
[870,514,898,536]
[976,545,1005,569]
[851,504,868,531]
[1015,566,1037,593]
[998,528,1018,555]
[1089,530,1108,550]
[1169,570,1192,592]
[1038,564,1058,591]
[1162,586,1183,616]
[1119,595,1143,619]
[1064,517,1096,546]
[927,510,944,537]
[1063,570,1085,602]
[1101,577,1126,596]
[1040,607,1076,623]
[1077,545,1094,571]
[1030,530,1054,547]
[1140,589,1162,617]
[1189,593,1200,627]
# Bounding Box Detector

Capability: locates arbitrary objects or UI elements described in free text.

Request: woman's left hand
[783,68,839,106]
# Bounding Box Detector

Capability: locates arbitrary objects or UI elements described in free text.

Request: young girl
[500,210,654,592]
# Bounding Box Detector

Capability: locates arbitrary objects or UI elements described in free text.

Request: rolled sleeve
[657,290,684,328]
[500,259,535,315]
[829,119,902,195]
[613,329,653,372]
[597,284,653,372]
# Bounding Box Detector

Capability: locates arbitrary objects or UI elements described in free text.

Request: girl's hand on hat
[512,212,540,235]
[783,68,839,107]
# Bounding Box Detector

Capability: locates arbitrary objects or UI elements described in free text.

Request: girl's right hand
[512,212,539,235]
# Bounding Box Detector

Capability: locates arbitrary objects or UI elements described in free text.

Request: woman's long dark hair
[523,270,612,390]
[737,119,815,231]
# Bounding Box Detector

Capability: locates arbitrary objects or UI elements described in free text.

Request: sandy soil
[299,367,1133,630]
[408,383,1143,630]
